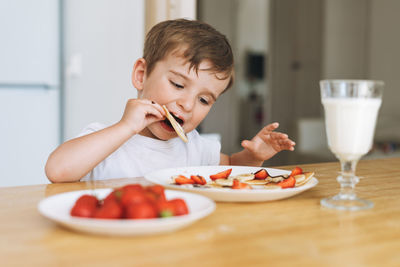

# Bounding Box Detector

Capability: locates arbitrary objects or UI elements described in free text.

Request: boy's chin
[141,124,176,141]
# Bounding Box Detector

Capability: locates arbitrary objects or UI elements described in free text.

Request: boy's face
[133,52,230,141]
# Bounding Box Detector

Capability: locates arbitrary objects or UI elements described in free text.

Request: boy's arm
[220,122,295,167]
[45,122,133,183]
[45,99,165,183]
[220,150,263,166]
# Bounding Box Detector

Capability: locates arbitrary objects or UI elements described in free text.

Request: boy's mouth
[163,112,184,129]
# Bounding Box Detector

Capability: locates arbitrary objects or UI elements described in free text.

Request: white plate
[38,189,215,236]
[145,166,318,202]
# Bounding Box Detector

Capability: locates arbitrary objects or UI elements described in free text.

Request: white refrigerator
[0,0,60,186]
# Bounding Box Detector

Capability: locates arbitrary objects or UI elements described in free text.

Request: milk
[322,98,382,161]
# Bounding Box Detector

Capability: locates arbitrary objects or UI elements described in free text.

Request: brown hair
[143,19,234,90]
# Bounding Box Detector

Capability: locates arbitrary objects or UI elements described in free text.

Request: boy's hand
[241,122,295,162]
[119,99,165,134]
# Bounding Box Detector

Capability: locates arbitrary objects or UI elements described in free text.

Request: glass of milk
[320,79,384,211]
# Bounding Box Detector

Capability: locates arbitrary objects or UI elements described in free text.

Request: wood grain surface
[1,157,400,266]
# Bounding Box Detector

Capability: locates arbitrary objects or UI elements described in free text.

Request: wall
[198,0,240,154]
[322,0,369,79]
[298,0,400,161]
[322,0,400,143]
[64,0,144,140]
[236,0,269,98]
[268,0,323,165]
[235,0,270,142]
[369,0,400,142]
[145,0,196,33]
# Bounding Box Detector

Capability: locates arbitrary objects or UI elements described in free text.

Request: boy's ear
[131,58,147,91]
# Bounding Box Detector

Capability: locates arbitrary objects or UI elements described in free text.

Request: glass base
[320,194,373,211]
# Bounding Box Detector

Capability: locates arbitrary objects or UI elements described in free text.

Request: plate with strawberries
[37,184,216,236]
[145,166,318,202]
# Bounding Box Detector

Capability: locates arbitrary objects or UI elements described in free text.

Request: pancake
[295,172,314,187]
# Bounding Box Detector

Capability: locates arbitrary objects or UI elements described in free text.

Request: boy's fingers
[146,100,166,117]
[280,140,296,150]
[144,104,165,120]
[262,122,279,133]
[258,132,283,143]
[270,132,288,139]
[258,134,271,144]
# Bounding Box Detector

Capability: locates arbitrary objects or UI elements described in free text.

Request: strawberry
[210,168,232,180]
[232,179,252,189]
[290,167,303,177]
[121,184,144,193]
[120,189,147,207]
[125,202,158,219]
[277,176,296,189]
[169,198,189,216]
[146,185,165,196]
[70,194,99,218]
[190,175,207,185]
[146,185,166,202]
[156,200,176,218]
[174,175,195,185]
[94,199,123,219]
[254,169,269,179]
[104,189,123,203]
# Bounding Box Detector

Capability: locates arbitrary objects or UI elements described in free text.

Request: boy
[45,19,295,183]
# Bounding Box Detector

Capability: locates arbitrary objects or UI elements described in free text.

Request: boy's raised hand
[241,122,295,162]
[119,99,166,134]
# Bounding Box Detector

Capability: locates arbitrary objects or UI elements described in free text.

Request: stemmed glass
[320,80,384,211]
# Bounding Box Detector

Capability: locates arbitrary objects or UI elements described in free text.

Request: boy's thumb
[241,140,253,150]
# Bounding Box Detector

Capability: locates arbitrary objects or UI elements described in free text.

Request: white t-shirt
[79,123,221,181]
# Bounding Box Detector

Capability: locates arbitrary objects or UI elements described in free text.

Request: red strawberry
[121,184,144,193]
[120,189,147,207]
[232,179,252,190]
[254,169,269,179]
[174,175,195,185]
[146,185,166,202]
[290,167,303,177]
[104,189,123,203]
[125,202,158,219]
[156,200,176,217]
[146,185,165,196]
[277,176,296,189]
[210,168,232,180]
[169,198,189,216]
[70,194,99,218]
[190,175,207,185]
[94,199,123,219]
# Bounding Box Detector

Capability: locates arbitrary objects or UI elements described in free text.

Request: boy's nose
[176,95,195,112]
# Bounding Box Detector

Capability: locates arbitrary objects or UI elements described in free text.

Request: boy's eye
[170,80,184,89]
[199,97,209,105]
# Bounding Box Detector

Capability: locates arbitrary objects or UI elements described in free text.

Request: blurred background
[1,0,399,186]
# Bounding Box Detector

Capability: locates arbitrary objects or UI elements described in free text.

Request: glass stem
[337,160,359,200]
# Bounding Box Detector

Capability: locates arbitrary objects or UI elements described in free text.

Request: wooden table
[1,157,400,266]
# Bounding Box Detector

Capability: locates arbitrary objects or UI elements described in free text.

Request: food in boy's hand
[162,105,188,143]
[171,167,314,190]
[70,184,189,219]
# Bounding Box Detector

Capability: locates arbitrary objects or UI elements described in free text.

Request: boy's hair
[143,19,234,90]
